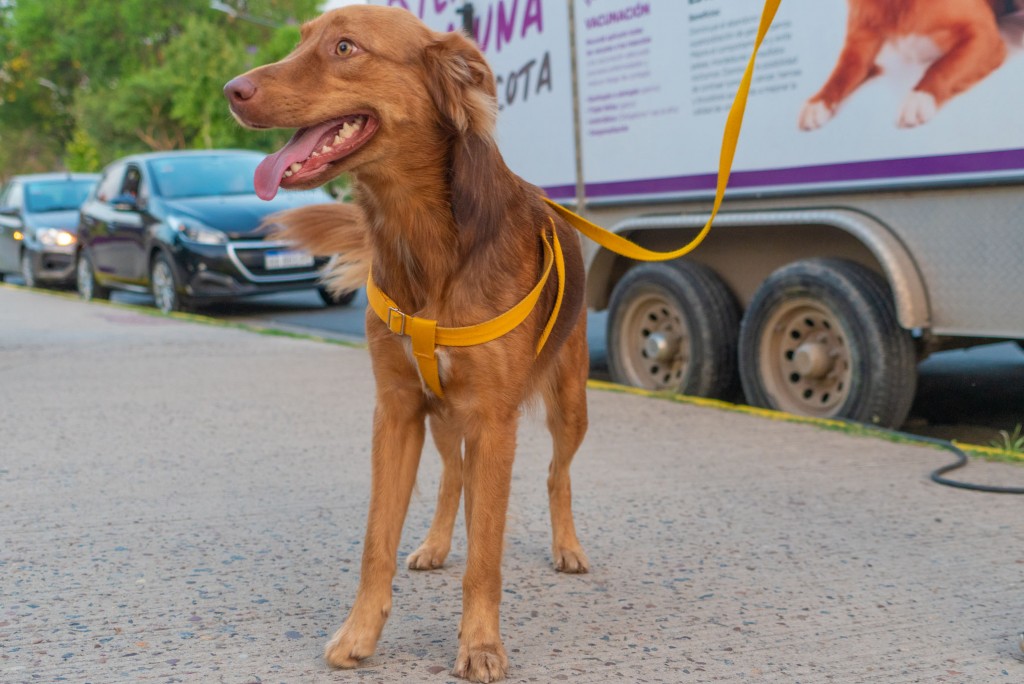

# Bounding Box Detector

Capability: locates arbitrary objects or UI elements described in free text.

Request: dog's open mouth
[254,114,377,200]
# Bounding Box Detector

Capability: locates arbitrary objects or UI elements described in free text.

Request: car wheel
[318,285,357,307]
[150,251,188,314]
[738,258,917,428]
[20,250,38,288]
[76,250,110,301]
[606,261,740,399]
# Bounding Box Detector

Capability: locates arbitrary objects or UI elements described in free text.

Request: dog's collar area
[367,218,564,398]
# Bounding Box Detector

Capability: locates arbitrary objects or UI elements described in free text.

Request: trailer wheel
[738,258,916,428]
[607,262,739,398]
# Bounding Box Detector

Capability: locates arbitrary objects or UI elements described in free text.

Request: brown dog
[224,5,589,681]
[800,0,1010,129]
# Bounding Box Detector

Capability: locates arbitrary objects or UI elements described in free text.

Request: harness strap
[366,220,563,397]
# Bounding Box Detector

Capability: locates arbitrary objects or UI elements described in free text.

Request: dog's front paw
[798,99,834,131]
[453,641,509,683]
[323,617,383,669]
[407,541,450,570]
[553,545,590,574]
[897,90,937,128]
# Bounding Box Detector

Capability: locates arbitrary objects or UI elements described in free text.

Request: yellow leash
[546,0,780,259]
[366,0,780,397]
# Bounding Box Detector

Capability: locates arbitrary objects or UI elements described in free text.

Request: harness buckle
[387,307,407,335]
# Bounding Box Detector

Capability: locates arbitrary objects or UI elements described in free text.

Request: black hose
[848,423,1024,494]
[924,437,1024,494]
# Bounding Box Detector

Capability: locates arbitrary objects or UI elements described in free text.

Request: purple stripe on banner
[542,184,577,200]
[584,148,1024,198]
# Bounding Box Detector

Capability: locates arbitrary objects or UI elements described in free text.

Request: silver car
[0,173,100,287]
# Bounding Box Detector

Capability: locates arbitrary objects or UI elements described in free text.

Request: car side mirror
[0,205,19,218]
[111,194,138,211]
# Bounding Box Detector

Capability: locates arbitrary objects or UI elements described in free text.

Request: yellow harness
[366,221,565,398]
[365,0,780,398]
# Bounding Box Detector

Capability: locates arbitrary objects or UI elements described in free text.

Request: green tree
[0,0,322,178]
[64,127,102,172]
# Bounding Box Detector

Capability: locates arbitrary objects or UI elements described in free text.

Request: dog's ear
[425,33,519,251]
[423,31,497,137]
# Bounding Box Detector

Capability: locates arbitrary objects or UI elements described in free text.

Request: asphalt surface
[2,284,1024,683]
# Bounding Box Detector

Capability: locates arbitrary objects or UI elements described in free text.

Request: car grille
[227,240,330,283]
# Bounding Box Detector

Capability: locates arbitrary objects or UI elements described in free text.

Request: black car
[75,150,346,313]
[0,172,100,288]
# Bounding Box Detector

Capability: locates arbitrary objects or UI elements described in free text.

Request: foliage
[990,424,1024,454]
[64,127,102,172]
[0,0,322,180]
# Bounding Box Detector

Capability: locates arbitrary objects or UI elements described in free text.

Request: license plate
[265,249,314,270]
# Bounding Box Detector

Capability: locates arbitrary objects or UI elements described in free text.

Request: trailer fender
[585,208,931,331]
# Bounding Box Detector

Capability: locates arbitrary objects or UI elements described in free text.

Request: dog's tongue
[254,121,339,200]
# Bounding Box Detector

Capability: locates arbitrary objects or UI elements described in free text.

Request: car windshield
[24,180,95,212]
[147,155,263,199]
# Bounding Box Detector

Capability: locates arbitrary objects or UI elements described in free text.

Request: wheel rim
[21,252,35,288]
[151,260,176,313]
[615,289,692,390]
[757,297,853,416]
[77,255,93,300]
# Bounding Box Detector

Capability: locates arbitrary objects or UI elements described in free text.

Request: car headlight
[168,216,227,245]
[37,228,77,247]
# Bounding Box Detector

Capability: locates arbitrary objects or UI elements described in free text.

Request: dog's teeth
[333,133,343,145]
[289,162,302,172]
[341,123,353,139]
[283,170,293,178]
[321,144,332,154]
[312,151,320,157]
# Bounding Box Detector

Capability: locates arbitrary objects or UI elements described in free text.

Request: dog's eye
[336,40,356,57]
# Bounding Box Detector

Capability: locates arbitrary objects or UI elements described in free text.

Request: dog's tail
[265,202,371,297]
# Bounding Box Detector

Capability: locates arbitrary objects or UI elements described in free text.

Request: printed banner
[576,0,1024,200]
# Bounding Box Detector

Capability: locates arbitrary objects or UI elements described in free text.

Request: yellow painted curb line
[586,379,1024,464]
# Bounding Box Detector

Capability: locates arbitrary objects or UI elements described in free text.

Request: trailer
[373,0,1024,428]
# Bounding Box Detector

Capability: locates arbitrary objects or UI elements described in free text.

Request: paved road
[2,284,1023,683]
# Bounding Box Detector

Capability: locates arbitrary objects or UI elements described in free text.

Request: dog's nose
[224,76,257,103]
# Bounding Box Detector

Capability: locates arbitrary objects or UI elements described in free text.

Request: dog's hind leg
[542,323,590,573]
[408,413,463,570]
[325,381,427,669]
[901,20,1007,128]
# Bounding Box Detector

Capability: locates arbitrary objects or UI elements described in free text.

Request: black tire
[318,285,357,307]
[76,250,110,301]
[150,251,189,313]
[607,261,740,399]
[738,258,917,428]
[20,250,38,288]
